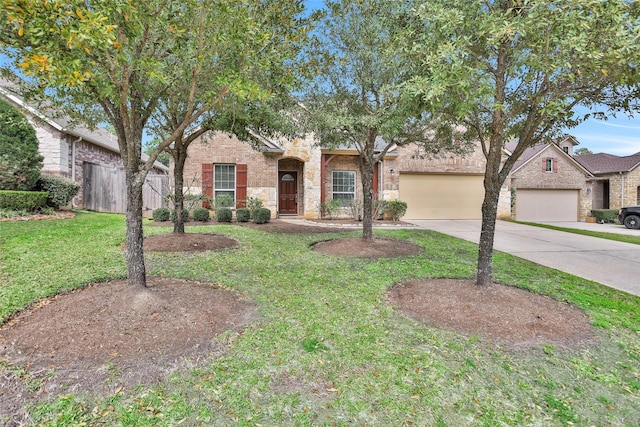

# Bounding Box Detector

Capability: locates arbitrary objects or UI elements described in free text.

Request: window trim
[545,158,554,172]
[214,163,236,202]
[332,170,356,206]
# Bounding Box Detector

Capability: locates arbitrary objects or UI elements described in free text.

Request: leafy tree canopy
[402,0,640,285]
[0,98,43,190]
[0,0,310,286]
[300,0,469,240]
[574,147,594,156]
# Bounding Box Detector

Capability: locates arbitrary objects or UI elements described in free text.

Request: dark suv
[618,206,640,229]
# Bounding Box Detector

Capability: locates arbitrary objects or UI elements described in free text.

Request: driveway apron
[408,220,640,297]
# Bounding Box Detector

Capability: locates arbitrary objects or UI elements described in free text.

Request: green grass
[2,212,640,426]
[516,221,640,245]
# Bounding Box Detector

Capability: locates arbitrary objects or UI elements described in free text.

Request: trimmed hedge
[152,208,170,222]
[36,174,80,208]
[0,190,48,212]
[171,209,190,222]
[236,208,250,223]
[591,209,619,223]
[192,207,210,222]
[216,207,233,223]
[253,207,271,224]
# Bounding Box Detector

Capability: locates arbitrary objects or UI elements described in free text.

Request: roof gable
[510,143,592,176]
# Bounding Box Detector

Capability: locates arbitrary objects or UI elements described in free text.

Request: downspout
[71,136,82,208]
[620,171,625,208]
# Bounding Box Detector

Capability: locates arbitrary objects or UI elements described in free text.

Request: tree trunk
[360,158,374,241]
[476,180,500,286]
[476,137,506,286]
[172,148,187,234]
[125,170,147,287]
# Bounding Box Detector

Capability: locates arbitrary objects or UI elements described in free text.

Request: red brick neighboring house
[180,130,512,220]
[0,82,168,214]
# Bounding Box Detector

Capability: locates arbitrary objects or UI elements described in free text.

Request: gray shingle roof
[574,152,640,175]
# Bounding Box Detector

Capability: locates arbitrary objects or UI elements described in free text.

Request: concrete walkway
[408,220,640,296]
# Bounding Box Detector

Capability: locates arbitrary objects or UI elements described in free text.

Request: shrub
[247,196,263,218]
[216,207,233,223]
[591,209,618,223]
[192,207,210,222]
[384,200,408,221]
[36,174,80,208]
[253,207,271,224]
[373,200,387,220]
[349,199,363,221]
[0,190,48,212]
[236,208,250,222]
[0,99,43,191]
[171,208,190,222]
[152,207,171,222]
[214,194,234,209]
[321,199,341,219]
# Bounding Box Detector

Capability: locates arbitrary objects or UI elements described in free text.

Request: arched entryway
[278,158,304,216]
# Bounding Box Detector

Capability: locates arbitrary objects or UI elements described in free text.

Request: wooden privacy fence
[83,163,168,216]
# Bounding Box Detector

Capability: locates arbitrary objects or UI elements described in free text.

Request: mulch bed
[387,278,595,352]
[312,237,423,258]
[0,278,257,426]
[144,232,240,252]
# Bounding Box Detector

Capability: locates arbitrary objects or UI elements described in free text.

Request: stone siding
[280,135,322,218]
[600,167,640,209]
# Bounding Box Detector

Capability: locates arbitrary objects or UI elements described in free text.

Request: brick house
[0,83,168,214]
[507,134,640,221]
[507,136,594,221]
[180,130,512,220]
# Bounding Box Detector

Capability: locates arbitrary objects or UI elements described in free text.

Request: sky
[565,112,640,156]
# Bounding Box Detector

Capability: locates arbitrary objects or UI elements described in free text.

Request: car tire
[623,215,640,229]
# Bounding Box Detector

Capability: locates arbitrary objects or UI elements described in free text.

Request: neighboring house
[0,82,168,214]
[180,131,512,220]
[574,151,640,210]
[507,136,594,222]
[507,134,640,222]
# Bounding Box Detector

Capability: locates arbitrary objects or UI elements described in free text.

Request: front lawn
[1,212,639,426]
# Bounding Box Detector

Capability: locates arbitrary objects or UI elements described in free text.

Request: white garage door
[516,189,579,222]
[399,174,485,220]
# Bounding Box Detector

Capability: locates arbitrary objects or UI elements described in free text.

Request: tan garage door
[399,174,485,219]
[515,189,579,222]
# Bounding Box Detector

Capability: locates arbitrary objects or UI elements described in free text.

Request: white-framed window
[332,170,355,206]
[545,158,554,172]
[214,164,235,202]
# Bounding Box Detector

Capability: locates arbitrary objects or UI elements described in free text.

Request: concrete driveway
[408,220,640,297]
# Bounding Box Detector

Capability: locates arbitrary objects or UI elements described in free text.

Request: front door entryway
[279,171,298,214]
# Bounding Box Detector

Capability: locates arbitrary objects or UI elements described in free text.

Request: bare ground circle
[143,232,240,252]
[0,278,257,425]
[311,237,424,258]
[387,278,595,351]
